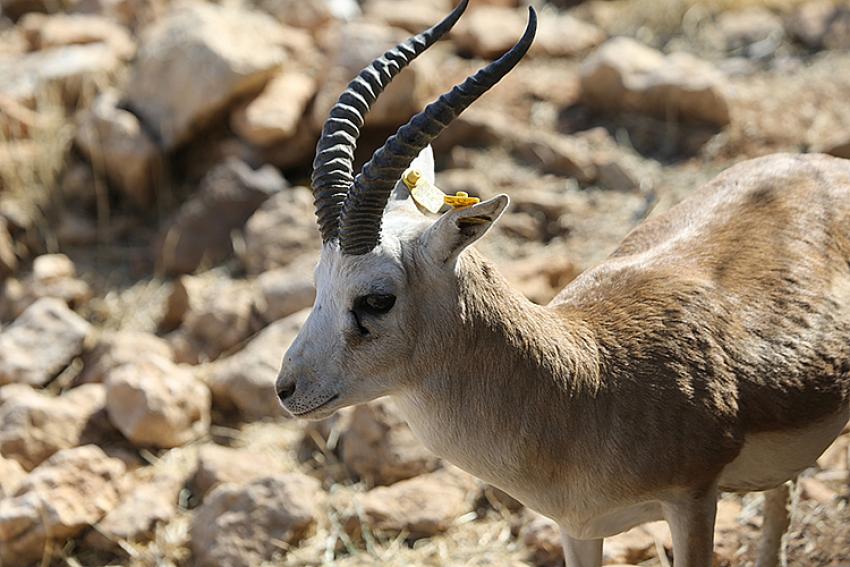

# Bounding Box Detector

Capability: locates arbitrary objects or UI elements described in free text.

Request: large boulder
[311,22,438,130]
[0,383,106,470]
[240,187,320,275]
[340,398,440,486]
[105,356,211,448]
[0,445,125,566]
[156,158,285,275]
[580,37,731,127]
[231,72,318,146]
[455,6,605,58]
[78,330,174,384]
[0,298,92,387]
[255,266,316,324]
[125,2,288,149]
[75,90,162,208]
[204,309,309,420]
[190,474,323,567]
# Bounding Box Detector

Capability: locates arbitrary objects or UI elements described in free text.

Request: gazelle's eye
[354,294,396,316]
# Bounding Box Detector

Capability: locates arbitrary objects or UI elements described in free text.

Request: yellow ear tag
[444,191,480,210]
[403,168,446,214]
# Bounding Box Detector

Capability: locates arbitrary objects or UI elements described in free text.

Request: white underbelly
[719,407,849,492]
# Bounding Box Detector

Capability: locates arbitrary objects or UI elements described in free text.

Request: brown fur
[399,153,850,518]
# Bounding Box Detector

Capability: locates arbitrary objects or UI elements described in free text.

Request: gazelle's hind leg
[560,532,602,567]
[756,480,796,567]
[661,486,717,567]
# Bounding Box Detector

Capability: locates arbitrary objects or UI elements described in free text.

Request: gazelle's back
[549,153,850,489]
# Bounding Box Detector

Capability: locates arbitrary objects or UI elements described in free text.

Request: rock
[86,470,186,550]
[258,116,320,170]
[786,0,850,51]
[105,355,211,448]
[340,398,440,486]
[255,266,316,323]
[204,309,309,420]
[364,0,452,33]
[125,2,287,150]
[456,7,604,59]
[240,187,319,274]
[799,476,838,505]
[715,7,784,55]
[156,158,285,275]
[231,72,317,146]
[0,254,92,319]
[580,37,731,127]
[521,513,562,567]
[0,44,121,106]
[191,444,289,498]
[0,456,26,499]
[19,13,136,60]
[347,468,477,539]
[0,298,92,387]
[78,330,173,384]
[258,0,359,30]
[823,137,850,160]
[190,474,322,567]
[0,220,16,278]
[75,90,162,208]
[311,22,438,130]
[0,383,106,470]
[166,276,257,363]
[513,131,597,183]
[0,445,124,566]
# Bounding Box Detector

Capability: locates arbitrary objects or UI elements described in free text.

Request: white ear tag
[403,168,446,214]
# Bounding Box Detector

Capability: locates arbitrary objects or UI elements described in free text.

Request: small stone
[125,2,288,150]
[0,456,26,499]
[0,383,106,470]
[192,444,289,498]
[32,253,75,281]
[799,476,837,505]
[231,72,318,146]
[105,355,211,448]
[340,398,440,486]
[240,187,320,275]
[0,445,124,566]
[786,1,850,50]
[0,220,16,278]
[76,90,162,208]
[521,513,562,567]
[156,158,285,275]
[78,330,174,384]
[348,468,477,539]
[580,37,731,126]
[204,309,309,420]
[19,13,136,60]
[190,474,322,567]
[0,255,92,319]
[0,298,92,387]
[255,265,316,323]
[715,8,784,54]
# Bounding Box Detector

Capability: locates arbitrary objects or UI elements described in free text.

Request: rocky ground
[1,0,849,565]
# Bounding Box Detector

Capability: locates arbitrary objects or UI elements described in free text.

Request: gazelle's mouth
[288,394,340,418]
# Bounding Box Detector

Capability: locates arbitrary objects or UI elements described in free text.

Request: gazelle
[275,1,850,565]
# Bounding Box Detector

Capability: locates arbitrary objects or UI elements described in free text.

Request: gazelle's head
[276,0,536,419]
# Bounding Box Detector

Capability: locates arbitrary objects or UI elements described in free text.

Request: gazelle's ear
[387,146,436,216]
[420,194,509,264]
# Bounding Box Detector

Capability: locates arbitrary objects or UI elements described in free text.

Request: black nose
[277,382,296,403]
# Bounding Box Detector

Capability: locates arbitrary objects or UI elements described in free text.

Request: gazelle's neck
[393,250,602,513]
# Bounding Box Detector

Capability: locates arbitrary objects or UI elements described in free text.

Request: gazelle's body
[392,152,850,563]
[274,2,850,564]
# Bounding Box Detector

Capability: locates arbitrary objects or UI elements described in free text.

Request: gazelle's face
[275,178,509,420]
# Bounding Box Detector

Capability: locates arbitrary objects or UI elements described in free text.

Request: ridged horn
[339,8,538,255]
[311,0,469,243]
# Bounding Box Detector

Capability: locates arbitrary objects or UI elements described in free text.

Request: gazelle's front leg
[560,531,602,567]
[661,486,717,567]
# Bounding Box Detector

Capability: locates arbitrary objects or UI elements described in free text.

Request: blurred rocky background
[0,0,849,564]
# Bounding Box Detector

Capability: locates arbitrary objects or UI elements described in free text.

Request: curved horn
[311,0,469,243]
[339,8,538,255]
